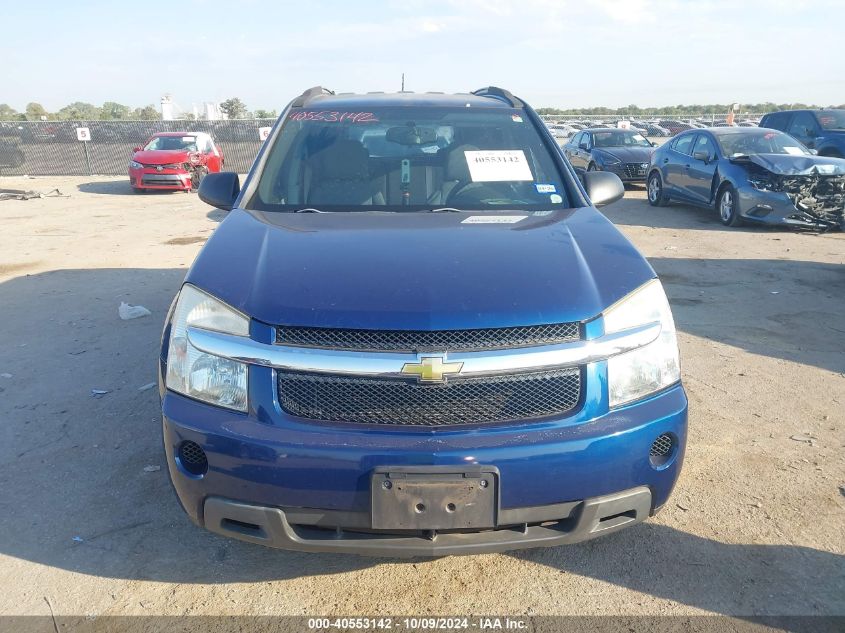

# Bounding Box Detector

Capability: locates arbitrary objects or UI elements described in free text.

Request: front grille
[142,175,183,185]
[276,323,580,352]
[650,433,674,457]
[623,162,648,179]
[278,367,582,426]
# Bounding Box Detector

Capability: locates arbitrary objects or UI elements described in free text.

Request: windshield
[144,136,198,151]
[592,130,651,148]
[717,130,810,157]
[249,106,571,212]
[816,110,845,130]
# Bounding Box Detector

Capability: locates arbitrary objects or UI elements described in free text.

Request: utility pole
[401,73,405,92]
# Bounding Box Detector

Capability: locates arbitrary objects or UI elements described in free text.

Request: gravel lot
[0,176,842,619]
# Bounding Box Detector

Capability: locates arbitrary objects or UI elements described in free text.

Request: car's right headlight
[165,284,250,412]
[604,280,680,407]
[129,160,142,169]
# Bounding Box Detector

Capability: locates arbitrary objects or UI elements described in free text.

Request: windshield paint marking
[288,111,379,123]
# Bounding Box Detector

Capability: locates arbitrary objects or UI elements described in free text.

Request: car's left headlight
[604,279,680,407]
[129,160,142,169]
[165,284,250,412]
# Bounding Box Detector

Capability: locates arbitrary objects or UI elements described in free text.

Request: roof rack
[471,86,523,108]
[291,86,335,108]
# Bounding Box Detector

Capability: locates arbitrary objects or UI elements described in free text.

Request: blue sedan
[646,127,845,230]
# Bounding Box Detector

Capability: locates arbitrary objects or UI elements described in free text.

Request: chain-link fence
[0,119,275,176]
[0,114,770,177]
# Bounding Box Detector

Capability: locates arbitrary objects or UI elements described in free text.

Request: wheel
[717,184,742,227]
[647,171,668,207]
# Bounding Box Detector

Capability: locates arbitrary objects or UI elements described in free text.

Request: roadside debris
[90,389,109,398]
[118,302,151,320]
[0,187,67,201]
[0,373,11,378]
[143,465,161,473]
[138,382,156,391]
[71,536,84,543]
[789,434,815,444]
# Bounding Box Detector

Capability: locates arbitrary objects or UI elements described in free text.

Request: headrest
[313,140,370,180]
[445,144,479,181]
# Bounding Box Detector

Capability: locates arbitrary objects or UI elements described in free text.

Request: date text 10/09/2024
[307,618,529,630]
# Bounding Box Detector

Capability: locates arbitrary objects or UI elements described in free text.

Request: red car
[129,132,224,192]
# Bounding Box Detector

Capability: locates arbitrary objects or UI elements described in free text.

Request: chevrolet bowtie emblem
[401,356,464,383]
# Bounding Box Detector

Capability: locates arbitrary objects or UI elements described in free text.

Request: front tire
[647,171,668,206]
[717,184,742,227]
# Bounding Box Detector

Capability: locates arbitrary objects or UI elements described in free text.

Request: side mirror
[583,170,624,207]
[650,141,657,147]
[198,172,240,211]
[132,146,142,152]
[692,150,710,163]
[579,142,589,151]
[809,148,818,156]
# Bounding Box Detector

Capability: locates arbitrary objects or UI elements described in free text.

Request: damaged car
[129,132,224,192]
[647,127,845,229]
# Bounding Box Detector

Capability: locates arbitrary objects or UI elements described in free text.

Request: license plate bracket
[371,466,498,531]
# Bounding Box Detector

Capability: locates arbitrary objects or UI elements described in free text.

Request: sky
[2,0,843,113]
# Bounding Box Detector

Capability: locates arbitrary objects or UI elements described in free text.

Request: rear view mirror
[198,172,240,211]
[385,126,437,146]
[583,171,624,207]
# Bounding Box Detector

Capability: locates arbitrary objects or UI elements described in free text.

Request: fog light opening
[177,440,208,477]
[649,433,677,469]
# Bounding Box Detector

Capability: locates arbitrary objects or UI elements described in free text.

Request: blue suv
[159,86,688,556]
[759,109,845,158]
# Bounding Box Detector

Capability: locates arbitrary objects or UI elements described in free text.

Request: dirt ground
[0,176,842,619]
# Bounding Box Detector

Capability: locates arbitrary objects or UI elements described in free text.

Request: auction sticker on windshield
[465,150,533,182]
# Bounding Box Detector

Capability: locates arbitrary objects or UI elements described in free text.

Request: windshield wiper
[424,207,462,213]
[292,207,329,213]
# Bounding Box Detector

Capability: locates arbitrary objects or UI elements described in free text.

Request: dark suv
[759,109,845,158]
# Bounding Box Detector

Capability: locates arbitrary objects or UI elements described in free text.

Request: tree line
[535,102,845,116]
[3,97,842,122]
[0,97,278,122]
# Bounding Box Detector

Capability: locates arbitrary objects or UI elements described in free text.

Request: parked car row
[544,117,762,139]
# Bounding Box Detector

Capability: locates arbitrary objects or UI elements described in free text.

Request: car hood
[185,208,655,329]
[596,147,653,163]
[731,153,845,175]
[132,149,191,164]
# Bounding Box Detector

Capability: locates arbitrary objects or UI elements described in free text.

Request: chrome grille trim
[186,321,661,378]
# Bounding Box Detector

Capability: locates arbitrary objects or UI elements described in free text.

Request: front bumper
[129,167,192,190]
[201,485,653,556]
[736,185,844,230]
[162,368,687,555]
